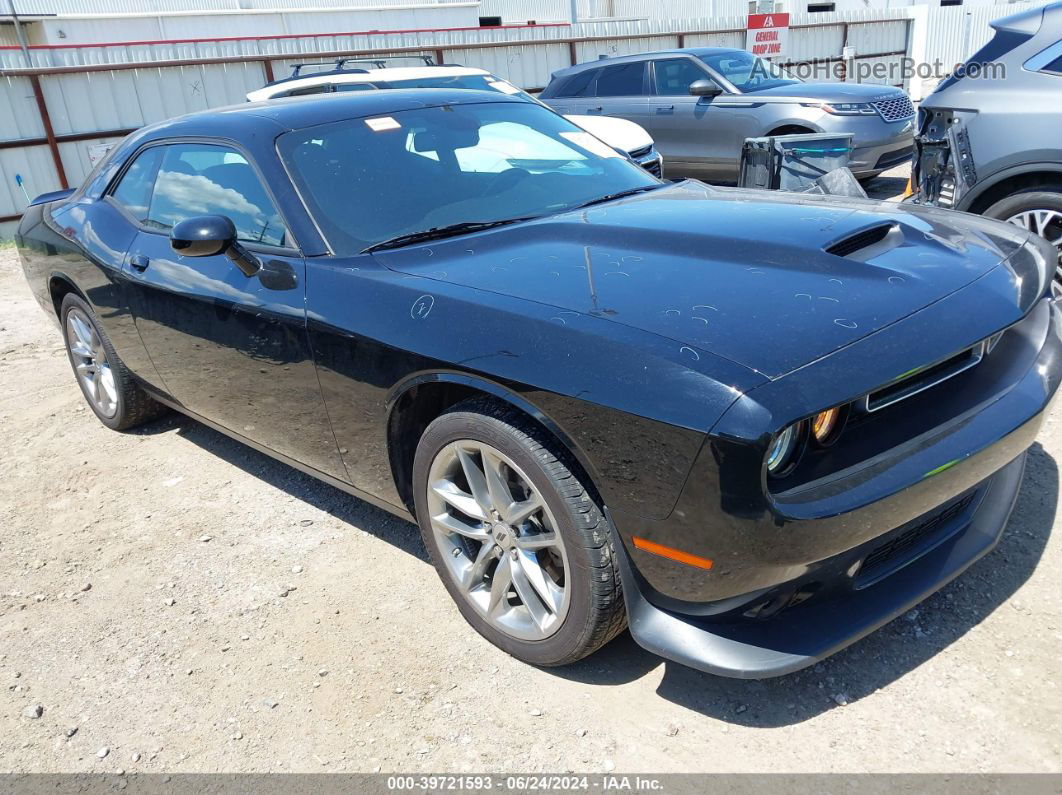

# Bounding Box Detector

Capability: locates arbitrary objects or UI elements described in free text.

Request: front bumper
[816,112,915,176]
[613,451,1024,678]
[612,296,1062,678]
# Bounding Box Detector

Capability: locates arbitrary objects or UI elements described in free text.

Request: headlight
[803,102,877,116]
[811,407,843,445]
[766,422,804,476]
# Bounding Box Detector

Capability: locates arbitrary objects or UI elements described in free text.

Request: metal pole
[570,0,578,25]
[6,0,32,68]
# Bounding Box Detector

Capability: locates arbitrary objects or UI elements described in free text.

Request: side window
[110,146,164,223]
[653,59,709,96]
[555,69,597,98]
[595,62,646,97]
[145,143,288,248]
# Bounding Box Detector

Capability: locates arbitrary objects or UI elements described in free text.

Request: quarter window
[144,143,287,248]
[554,69,597,98]
[110,146,163,223]
[653,59,709,96]
[595,62,645,97]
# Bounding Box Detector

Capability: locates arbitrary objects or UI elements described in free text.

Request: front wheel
[412,399,626,666]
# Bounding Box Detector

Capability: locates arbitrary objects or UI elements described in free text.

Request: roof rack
[288,55,437,78]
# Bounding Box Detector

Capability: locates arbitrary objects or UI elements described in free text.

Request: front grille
[644,159,662,177]
[857,492,976,584]
[872,94,915,122]
[865,341,984,412]
[629,144,653,159]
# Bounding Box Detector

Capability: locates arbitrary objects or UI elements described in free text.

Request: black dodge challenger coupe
[16,90,1062,677]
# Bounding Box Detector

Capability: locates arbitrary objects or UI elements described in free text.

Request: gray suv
[909,2,1062,270]
[540,47,916,182]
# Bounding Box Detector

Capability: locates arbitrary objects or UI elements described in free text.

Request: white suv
[246,60,663,177]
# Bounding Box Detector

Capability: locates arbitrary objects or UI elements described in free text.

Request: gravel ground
[2,182,1061,773]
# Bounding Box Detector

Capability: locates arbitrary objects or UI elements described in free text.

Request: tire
[984,188,1062,271]
[60,293,166,431]
[412,398,626,667]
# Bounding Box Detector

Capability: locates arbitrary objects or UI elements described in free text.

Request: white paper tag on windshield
[560,131,621,159]
[487,80,522,95]
[365,116,401,132]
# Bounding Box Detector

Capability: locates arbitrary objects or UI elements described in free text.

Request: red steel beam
[29,75,67,190]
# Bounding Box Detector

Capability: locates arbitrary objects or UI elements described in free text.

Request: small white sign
[746,13,789,59]
[364,116,401,132]
[87,141,117,168]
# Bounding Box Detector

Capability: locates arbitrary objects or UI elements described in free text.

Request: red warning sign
[746,13,789,58]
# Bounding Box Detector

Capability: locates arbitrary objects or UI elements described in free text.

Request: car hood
[375,181,1033,378]
[746,82,906,104]
[565,114,654,153]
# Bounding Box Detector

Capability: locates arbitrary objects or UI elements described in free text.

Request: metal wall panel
[0,76,46,141]
[477,0,570,24]
[12,0,468,12]
[923,1,1033,74]
[0,143,54,218]
[446,42,571,87]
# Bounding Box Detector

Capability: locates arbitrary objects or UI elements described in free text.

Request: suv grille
[872,94,915,122]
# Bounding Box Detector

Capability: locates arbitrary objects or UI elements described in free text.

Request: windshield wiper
[566,184,663,212]
[362,216,537,253]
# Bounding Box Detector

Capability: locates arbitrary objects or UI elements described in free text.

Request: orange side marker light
[632,536,714,570]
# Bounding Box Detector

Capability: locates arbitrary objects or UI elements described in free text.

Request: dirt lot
[2,180,1061,773]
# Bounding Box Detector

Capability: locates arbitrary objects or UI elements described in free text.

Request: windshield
[699,51,801,93]
[279,101,657,255]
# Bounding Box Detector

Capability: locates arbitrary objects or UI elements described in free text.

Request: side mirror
[170,214,259,277]
[689,79,723,97]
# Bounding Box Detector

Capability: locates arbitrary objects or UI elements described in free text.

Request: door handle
[587,106,603,113]
[129,254,150,272]
[655,105,675,113]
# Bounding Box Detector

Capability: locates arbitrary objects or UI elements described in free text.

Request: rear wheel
[60,293,166,431]
[985,188,1062,284]
[412,399,625,666]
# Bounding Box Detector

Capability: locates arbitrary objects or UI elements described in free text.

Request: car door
[647,57,749,181]
[114,140,347,480]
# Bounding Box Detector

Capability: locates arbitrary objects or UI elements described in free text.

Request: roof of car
[551,47,741,77]
[134,88,525,141]
[250,65,492,99]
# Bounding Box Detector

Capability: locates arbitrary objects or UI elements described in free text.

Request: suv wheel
[985,188,1062,282]
[412,399,626,666]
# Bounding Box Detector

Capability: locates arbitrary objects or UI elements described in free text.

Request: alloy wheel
[1006,208,1062,278]
[426,440,570,641]
[66,308,119,418]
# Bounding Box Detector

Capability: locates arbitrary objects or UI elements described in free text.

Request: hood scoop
[825,222,901,259]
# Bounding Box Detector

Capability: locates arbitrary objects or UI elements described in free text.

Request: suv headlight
[803,102,877,116]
